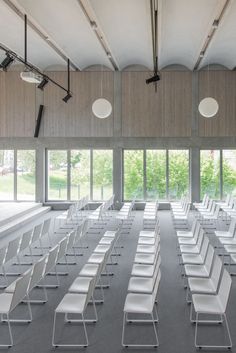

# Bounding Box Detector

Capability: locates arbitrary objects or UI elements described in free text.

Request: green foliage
[124,150,144,199]
[146,151,166,199]
[200,151,220,199]
[169,151,189,200]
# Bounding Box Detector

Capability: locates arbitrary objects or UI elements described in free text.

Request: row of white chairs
[122,219,161,348]
[176,219,232,349]
[171,198,190,228]
[52,228,119,348]
[143,201,159,227]
[0,218,52,288]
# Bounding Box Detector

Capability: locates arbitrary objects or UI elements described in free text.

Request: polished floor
[0,210,236,353]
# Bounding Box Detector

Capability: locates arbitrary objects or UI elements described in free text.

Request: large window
[71,150,90,200]
[222,150,236,197]
[48,150,68,200]
[93,150,113,200]
[17,150,36,200]
[47,149,113,201]
[146,150,166,200]
[200,150,220,199]
[123,150,144,200]
[169,150,189,200]
[0,150,14,200]
[123,149,189,201]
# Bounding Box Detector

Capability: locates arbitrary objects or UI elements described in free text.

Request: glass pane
[0,150,14,200]
[223,150,236,197]
[93,150,113,200]
[48,150,67,200]
[124,150,144,200]
[17,150,36,200]
[200,150,220,199]
[146,150,166,200]
[71,150,90,200]
[169,150,189,200]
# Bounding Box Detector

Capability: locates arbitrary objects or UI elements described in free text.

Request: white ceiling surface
[0,0,236,71]
[89,0,153,70]
[0,1,65,69]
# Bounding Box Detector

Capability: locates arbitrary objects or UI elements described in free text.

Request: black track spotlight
[62,92,72,103]
[0,53,14,71]
[37,77,48,90]
[146,73,160,85]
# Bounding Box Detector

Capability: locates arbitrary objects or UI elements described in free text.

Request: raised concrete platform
[0,202,51,238]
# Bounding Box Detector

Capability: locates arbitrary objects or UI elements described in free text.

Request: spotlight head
[146,73,160,85]
[0,54,14,71]
[37,77,48,90]
[62,92,72,103]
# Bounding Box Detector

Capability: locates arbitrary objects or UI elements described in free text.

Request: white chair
[186,255,222,302]
[177,221,201,245]
[176,218,197,238]
[0,238,21,286]
[122,270,161,348]
[179,228,204,254]
[16,230,33,266]
[131,254,161,278]
[0,270,32,347]
[52,277,96,348]
[134,243,160,265]
[184,244,214,280]
[215,217,236,243]
[181,236,209,266]
[191,269,232,349]
[38,245,59,289]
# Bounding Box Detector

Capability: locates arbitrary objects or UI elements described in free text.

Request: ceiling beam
[3,0,80,71]
[193,0,231,71]
[77,0,119,71]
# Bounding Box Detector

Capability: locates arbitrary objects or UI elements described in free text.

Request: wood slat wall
[121,71,192,137]
[43,71,114,137]
[198,71,236,136]
[0,72,36,137]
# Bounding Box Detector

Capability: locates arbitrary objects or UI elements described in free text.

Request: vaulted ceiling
[0,0,235,72]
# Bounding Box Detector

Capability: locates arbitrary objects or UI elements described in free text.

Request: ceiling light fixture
[20,70,42,83]
[90,21,98,30]
[92,65,112,119]
[146,73,160,84]
[37,77,49,90]
[0,54,14,71]
[62,58,72,103]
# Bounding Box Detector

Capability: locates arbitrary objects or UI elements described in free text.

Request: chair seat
[174,215,187,220]
[139,230,155,238]
[136,245,155,254]
[184,265,209,277]
[188,278,216,294]
[69,276,92,293]
[124,293,153,314]
[215,231,232,238]
[138,237,155,245]
[79,264,99,277]
[180,245,200,254]
[192,294,223,314]
[182,254,203,264]
[176,231,193,238]
[178,237,196,245]
[128,277,153,294]
[224,245,236,253]
[0,293,13,314]
[94,245,110,253]
[99,238,113,245]
[131,264,154,277]
[219,238,236,245]
[134,253,155,264]
[56,293,87,314]
[103,231,116,238]
[87,253,105,264]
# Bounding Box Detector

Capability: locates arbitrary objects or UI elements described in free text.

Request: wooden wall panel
[0,72,36,137]
[121,71,192,137]
[43,71,114,137]
[198,71,236,136]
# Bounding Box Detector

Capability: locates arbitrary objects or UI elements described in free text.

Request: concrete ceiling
[0,0,235,71]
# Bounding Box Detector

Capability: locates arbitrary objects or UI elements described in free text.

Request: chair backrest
[210,201,216,213]
[19,230,33,252]
[85,277,96,308]
[32,223,43,243]
[204,195,209,206]
[229,217,236,235]
[66,230,76,250]
[200,236,209,261]
[42,218,51,237]
[214,204,220,217]
[152,269,161,306]
[74,223,83,244]
[5,237,21,263]
[10,269,32,312]
[0,246,7,265]
[193,221,201,240]
[225,194,231,205]
[205,244,214,273]
[28,255,48,292]
[81,219,89,237]
[218,269,232,312]
[57,237,68,262]
[196,229,204,249]
[185,203,190,215]
[191,219,197,234]
[211,255,222,289]
[44,245,59,274]
[202,194,207,205]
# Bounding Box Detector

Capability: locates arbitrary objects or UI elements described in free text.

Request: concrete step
[0,206,51,238]
[0,203,42,227]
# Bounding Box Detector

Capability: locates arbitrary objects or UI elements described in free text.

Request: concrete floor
[0,210,235,353]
